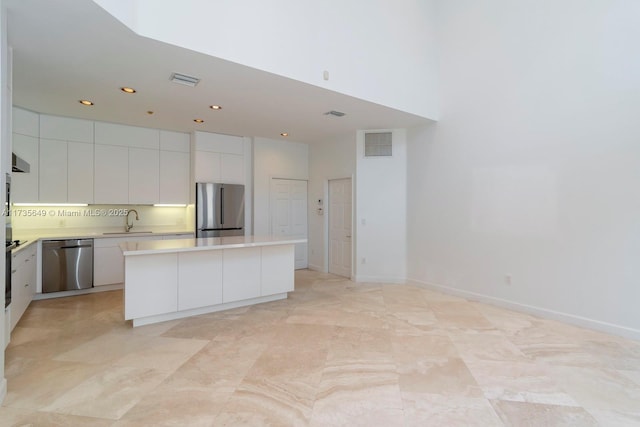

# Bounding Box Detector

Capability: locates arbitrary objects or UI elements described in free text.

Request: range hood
[12,153,30,173]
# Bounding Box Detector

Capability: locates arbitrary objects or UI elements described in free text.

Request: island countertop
[120,235,307,256]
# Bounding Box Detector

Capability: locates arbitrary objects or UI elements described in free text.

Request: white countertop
[120,235,307,256]
[13,226,194,242]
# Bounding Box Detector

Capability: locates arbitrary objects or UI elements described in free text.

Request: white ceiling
[6,0,432,144]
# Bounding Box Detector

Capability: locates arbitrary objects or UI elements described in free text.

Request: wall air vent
[170,72,200,87]
[364,132,393,157]
[324,110,346,117]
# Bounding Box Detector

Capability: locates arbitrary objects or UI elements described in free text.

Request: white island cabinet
[121,235,305,327]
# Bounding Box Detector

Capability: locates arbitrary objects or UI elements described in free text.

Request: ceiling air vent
[364,132,393,157]
[170,72,200,87]
[324,110,346,117]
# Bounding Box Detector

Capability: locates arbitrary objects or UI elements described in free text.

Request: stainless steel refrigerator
[196,183,245,238]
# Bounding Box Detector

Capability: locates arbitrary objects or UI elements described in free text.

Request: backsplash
[11,204,194,230]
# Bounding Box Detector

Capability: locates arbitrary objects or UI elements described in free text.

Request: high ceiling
[6,0,431,144]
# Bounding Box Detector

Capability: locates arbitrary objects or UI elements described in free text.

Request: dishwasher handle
[59,244,92,250]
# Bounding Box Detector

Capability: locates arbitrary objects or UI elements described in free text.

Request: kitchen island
[120,235,306,326]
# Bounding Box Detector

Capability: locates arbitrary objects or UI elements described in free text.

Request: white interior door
[329,178,352,278]
[270,179,308,269]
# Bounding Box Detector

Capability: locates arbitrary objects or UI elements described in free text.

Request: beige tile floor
[1,270,640,426]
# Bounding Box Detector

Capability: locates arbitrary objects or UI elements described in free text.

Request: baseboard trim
[355,275,406,284]
[307,264,325,273]
[407,278,640,342]
[0,377,7,405]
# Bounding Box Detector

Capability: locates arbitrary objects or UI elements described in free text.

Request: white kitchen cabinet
[94,235,165,286]
[220,153,244,184]
[261,245,295,296]
[12,133,39,203]
[67,142,94,203]
[94,144,128,204]
[194,150,221,183]
[124,253,178,319]
[178,251,223,310]
[160,130,190,152]
[194,131,244,154]
[95,122,159,149]
[129,148,159,204]
[40,115,93,143]
[13,107,39,137]
[10,244,37,331]
[39,138,68,203]
[159,150,189,204]
[222,247,261,303]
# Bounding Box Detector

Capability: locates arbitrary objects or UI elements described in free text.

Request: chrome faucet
[126,209,139,232]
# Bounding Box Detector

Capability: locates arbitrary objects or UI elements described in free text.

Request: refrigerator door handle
[220,187,225,225]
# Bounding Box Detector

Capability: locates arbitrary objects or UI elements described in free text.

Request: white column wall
[407,0,640,339]
[355,129,407,283]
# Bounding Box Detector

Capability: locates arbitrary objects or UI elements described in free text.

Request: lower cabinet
[124,245,295,321]
[11,244,37,331]
[124,253,178,320]
[94,234,192,286]
[178,251,223,310]
[222,247,261,303]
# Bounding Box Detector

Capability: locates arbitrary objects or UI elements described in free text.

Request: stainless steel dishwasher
[42,239,94,293]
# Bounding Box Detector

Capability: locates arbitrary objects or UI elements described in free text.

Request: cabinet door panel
[160,130,190,152]
[220,153,244,184]
[94,144,128,204]
[129,148,159,204]
[95,122,159,149]
[222,247,261,303]
[68,142,94,203]
[39,139,68,203]
[40,115,93,143]
[261,245,294,296]
[159,150,189,204]
[194,151,221,183]
[178,251,223,310]
[12,134,39,203]
[125,253,177,319]
[94,246,125,286]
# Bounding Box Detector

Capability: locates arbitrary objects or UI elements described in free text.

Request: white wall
[356,129,407,283]
[0,0,8,404]
[253,137,308,236]
[407,0,640,339]
[93,0,439,120]
[307,134,356,272]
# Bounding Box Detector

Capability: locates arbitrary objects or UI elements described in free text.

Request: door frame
[324,175,355,279]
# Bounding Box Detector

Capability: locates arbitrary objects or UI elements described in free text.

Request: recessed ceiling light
[146,111,154,115]
[209,105,222,110]
[121,87,136,94]
[324,110,346,117]
[280,133,289,137]
[79,100,94,106]
[194,119,204,123]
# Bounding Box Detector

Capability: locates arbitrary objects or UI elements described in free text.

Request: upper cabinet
[193,131,245,184]
[159,131,190,204]
[40,115,93,143]
[38,116,95,204]
[95,122,159,149]
[12,108,196,206]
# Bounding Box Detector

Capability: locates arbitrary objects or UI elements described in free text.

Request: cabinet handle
[11,269,16,274]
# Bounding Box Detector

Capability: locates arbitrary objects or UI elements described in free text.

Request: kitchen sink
[102,231,153,235]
